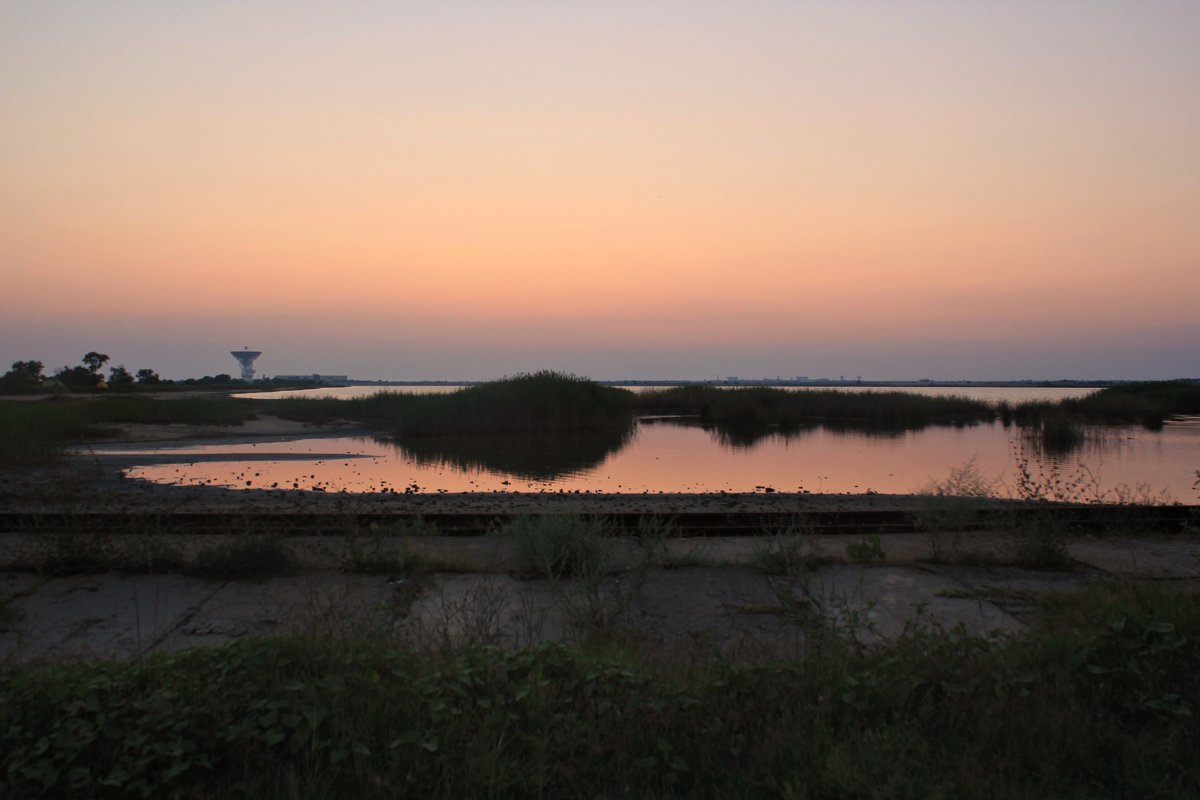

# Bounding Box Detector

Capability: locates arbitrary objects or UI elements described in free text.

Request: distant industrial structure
[274,374,350,385]
[230,348,262,382]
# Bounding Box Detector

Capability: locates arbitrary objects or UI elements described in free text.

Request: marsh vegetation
[4,377,1197,502]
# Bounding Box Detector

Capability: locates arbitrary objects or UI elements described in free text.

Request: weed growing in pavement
[511,515,612,580]
[631,515,677,566]
[915,457,1001,562]
[751,517,827,576]
[23,531,187,575]
[845,535,886,563]
[191,533,297,580]
[339,518,438,575]
[1009,512,1076,571]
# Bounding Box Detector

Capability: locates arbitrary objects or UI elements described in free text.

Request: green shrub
[190,534,296,579]
[751,519,826,575]
[845,535,886,563]
[510,515,612,579]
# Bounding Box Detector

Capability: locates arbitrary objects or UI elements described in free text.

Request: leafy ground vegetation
[2,582,1198,798]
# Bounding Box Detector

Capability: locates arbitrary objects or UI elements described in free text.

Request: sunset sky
[2,1,1197,381]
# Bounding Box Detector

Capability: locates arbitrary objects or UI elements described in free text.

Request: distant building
[274,374,350,385]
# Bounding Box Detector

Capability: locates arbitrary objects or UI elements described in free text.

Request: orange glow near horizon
[2,2,1198,379]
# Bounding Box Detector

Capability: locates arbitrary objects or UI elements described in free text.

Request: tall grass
[0,401,91,464]
[2,583,1198,798]
[83,396,254,426]
[259,392,418,425]
[634,386,996,429]
[1073,381,1200,423]
[0,396,252,464]
[1007,381,1200,431]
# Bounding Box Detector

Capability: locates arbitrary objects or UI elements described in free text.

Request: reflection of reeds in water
[1021,412,1086,455]
[642,415,978,450]
[1018,415,1133,459]
[383,425,636,481]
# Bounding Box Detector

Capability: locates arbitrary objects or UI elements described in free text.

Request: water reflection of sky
[235,385,1102,404]
[107,419,1199,501]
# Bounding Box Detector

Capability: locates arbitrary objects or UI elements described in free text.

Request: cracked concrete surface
[2,534,1197,663]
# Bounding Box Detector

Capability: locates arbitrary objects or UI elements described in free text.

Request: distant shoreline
[336,378,1134,388]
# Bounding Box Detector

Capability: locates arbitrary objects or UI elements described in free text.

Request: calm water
[108,417,1200,502]
[235,385,1102,404]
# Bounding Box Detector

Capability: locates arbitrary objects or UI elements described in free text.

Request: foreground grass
[3,583,1198,798]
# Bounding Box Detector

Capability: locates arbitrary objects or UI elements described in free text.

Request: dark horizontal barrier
[0,505,1194,537]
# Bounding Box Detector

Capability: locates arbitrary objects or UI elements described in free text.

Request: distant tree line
[0,353,251,393]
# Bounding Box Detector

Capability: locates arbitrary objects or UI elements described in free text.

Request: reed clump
[1,395,256,464]
[0,400,91,464]
[1005,381,1200,436]
[261,392,418,425]
[83,396,254,426]
[190,534,297,580]
[1020,410,1087,453]
[634,386,996,430]
[393,371,634,436]
[1069,381,1200,426]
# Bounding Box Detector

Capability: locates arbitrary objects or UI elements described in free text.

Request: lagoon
[104,415,1199,502]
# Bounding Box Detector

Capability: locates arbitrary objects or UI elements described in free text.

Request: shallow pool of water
[105,418,1200,502]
